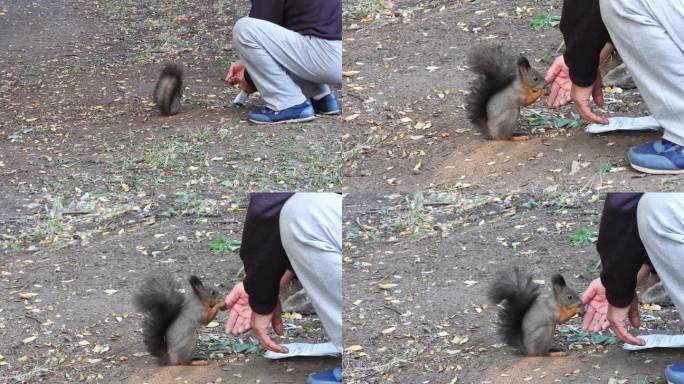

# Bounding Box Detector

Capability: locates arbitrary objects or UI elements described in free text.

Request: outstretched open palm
[581,278,610,332]
[224,282,253,335]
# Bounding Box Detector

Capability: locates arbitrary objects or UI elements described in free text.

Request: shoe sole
[630,163,684,175]
[315,110,340,116]
[249,116,316,125]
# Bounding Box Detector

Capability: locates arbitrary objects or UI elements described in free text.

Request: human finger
[581,284,598,305]
[581,306,597,330]
[225,309,239,334]
[272,314,284,336]
[547,83,560,107]
[576,98,609,124]
[545,59,564,83]
[593,81,605,108]
[225,286,243,309]
[253,327,288,353]
[236,316,250,334]
[612,321,646,346]
[629,303,641,329]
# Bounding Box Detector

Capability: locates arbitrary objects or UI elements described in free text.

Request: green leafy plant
[569,228,598,245]
[199,335,263,355]
[209,236,241,253]
[530,12,561,30]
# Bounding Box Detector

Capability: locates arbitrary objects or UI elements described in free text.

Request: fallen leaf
[345,344,364,353]
[378,283,397,290]
[22,336,37,344]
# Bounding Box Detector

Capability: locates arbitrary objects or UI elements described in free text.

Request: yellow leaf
[345,344,364,353]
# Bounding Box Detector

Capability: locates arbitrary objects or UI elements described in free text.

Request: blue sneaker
[666,363,684,383]
[306,367,342,384]
[311,93,340,115]
[628,139,684,174]
[248,100,315,124]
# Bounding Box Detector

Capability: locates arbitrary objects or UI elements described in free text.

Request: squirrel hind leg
[189,359,209,366]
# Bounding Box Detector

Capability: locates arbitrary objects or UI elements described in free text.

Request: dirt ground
[342,0,684,383]
[1,1,339,382]
[342,0,684,194]
[343,192,684,383]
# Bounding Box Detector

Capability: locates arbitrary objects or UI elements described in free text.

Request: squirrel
[488,267,584,356]
[153,63,183,116]
[466,46,547,140]
[133,274,225,365]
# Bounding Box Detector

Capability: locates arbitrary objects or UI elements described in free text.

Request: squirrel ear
[517,56,531,69]
[189,275,204,295]
[551,274,567,288]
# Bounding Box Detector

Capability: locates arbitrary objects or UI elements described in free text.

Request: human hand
[545,55,572,107]
[224,282,252,335]
[571,75,608,125]
[581,278,610,332]
[251,301,289,353]
[225,61,255,93]
[607,298,646,346]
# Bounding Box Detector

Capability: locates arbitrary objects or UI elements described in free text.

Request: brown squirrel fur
[466,46,547,140]
[488,267,584,356]
[153,63,183,116]
[133,275,225,365]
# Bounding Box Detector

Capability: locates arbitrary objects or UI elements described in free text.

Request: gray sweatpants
[600,1,684,145]
[232,17,342,111]
[279,193,342,352]
[637,193,684,319]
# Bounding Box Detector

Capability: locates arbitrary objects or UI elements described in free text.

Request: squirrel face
[189,275,223,307]
[551,274,584,324]
[517,57,548,106]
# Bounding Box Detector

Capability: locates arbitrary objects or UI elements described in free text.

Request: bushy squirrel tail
[133,275,185,364]
[488,266,540,351]
[466,46,518,135]
[153,63,183,116]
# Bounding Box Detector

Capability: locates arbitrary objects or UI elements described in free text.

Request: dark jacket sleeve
[560,0,611,87]
[249,0,285,26]
[598,192,648,308]
[240,192,294,314]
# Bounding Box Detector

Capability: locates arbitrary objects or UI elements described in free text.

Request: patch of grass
[346,0,387,18]
[152,32,187,52]
[175,192,218,217]
[597,162,613,177]
[143,140,204,173]
[217,57,233,67]
[522,112,583,131]
[569,228,598,245]
[530,12,561,30]
[198,334,263,356]
[390,192,432,234]
[557,326,617,345]
[209,236,241,253]
[211,38,230,54]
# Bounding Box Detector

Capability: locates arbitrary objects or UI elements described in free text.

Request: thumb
[225,286,242,309]
[545,60,563,83]
[580,286,597,305]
